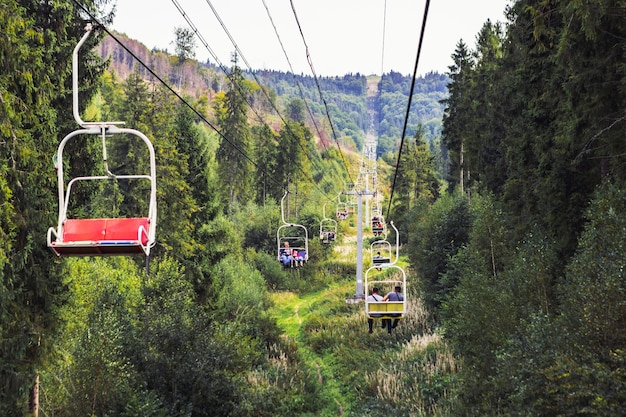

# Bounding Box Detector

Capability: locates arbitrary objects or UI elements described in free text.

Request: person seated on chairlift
[280,242,292,266]
[280,250,292,267]
[366,287,390,333]
[383,285,404,331]
[291,248,304,268]
[373,251,384,270]
[372,218,383,235]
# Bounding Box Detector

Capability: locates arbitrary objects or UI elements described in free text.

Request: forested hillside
[100,33,448,158]
[1,1,625,416]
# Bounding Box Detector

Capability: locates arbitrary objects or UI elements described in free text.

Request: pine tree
[465,20,506,194]
[441,40,474,194]
[274,120,312,214]
[173,101,219,227]
[0,0,110,412]
[390,127,438,243]
[253,124,279,204]
[392,125,439,219]
[214,59,254,209]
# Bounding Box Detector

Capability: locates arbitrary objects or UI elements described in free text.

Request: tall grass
[257,234,460,416]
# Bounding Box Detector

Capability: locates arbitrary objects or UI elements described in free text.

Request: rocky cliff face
[98,33,220,99]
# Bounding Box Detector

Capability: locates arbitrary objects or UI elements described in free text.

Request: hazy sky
[109,0,510,77]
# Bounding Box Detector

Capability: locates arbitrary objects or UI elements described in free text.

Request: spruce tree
[0,0,110,412]
[214,59,254,210]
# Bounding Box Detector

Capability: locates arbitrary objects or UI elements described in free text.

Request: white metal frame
[319,203,337,243]
[276,192,309,262]
[47,25,157,257]
[364,264,407,319]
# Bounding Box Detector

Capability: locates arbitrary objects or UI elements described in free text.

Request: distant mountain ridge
[98,32,449,157]
[98,33,221,99]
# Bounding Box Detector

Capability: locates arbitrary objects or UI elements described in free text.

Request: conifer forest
[1,0,625,416]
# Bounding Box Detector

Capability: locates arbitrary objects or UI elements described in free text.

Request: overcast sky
[109,0,510,77]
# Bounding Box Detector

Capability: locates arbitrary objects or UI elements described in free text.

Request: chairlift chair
[371,214,386,236]
[364,264,407,322]
[370,240,392,266]
[336,201,349,220]
[365,221,406,324]
[47,25,157,257]
[370,220,400,267]
[276,192,309,267]
[320,219,337,243]
[319,203,337,243]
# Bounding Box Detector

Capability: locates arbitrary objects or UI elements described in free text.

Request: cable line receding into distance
[387,0,431,217]
[72,0,288,195]
[288,0,355,187]
[174,0,342,204]
[260,0,330,151]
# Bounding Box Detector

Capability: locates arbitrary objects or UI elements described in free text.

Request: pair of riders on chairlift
[279,242,305,268]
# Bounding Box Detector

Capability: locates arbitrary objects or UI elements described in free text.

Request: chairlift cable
[260,0,330,151]
[288,0,356,187]
[72,1,303,201]
[75,0,360,217]
[387,0,431,217]
[174,0,338,202]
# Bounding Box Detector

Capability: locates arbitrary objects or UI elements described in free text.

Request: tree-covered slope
[101,33,449,155]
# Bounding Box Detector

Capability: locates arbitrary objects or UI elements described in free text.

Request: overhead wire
[71,0,288,195]
[260,0,330,150]
[288,0,356,187]
[178,0,339,203]
[77,0,405,216]
[70,0,435,267]
[259,0,359,208]
[386,0,431,217]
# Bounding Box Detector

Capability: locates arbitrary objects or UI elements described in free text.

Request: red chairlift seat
[48,217,152,256]
[46,124,157,258]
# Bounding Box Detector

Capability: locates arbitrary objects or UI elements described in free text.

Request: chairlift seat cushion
[373,257,391,265]
[62,218,150,245]
[367,301,404,318]
[50,218,151,255]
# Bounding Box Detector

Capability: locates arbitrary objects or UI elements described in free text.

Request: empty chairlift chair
[47,25,157,257]
[47,127,157,257]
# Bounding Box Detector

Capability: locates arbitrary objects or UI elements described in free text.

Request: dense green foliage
[0,0,111,412]
[424,0,626,415]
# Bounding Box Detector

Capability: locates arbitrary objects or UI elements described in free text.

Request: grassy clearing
[269,280,357,416]
[267,226,458,416]
[270,280,355,338]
